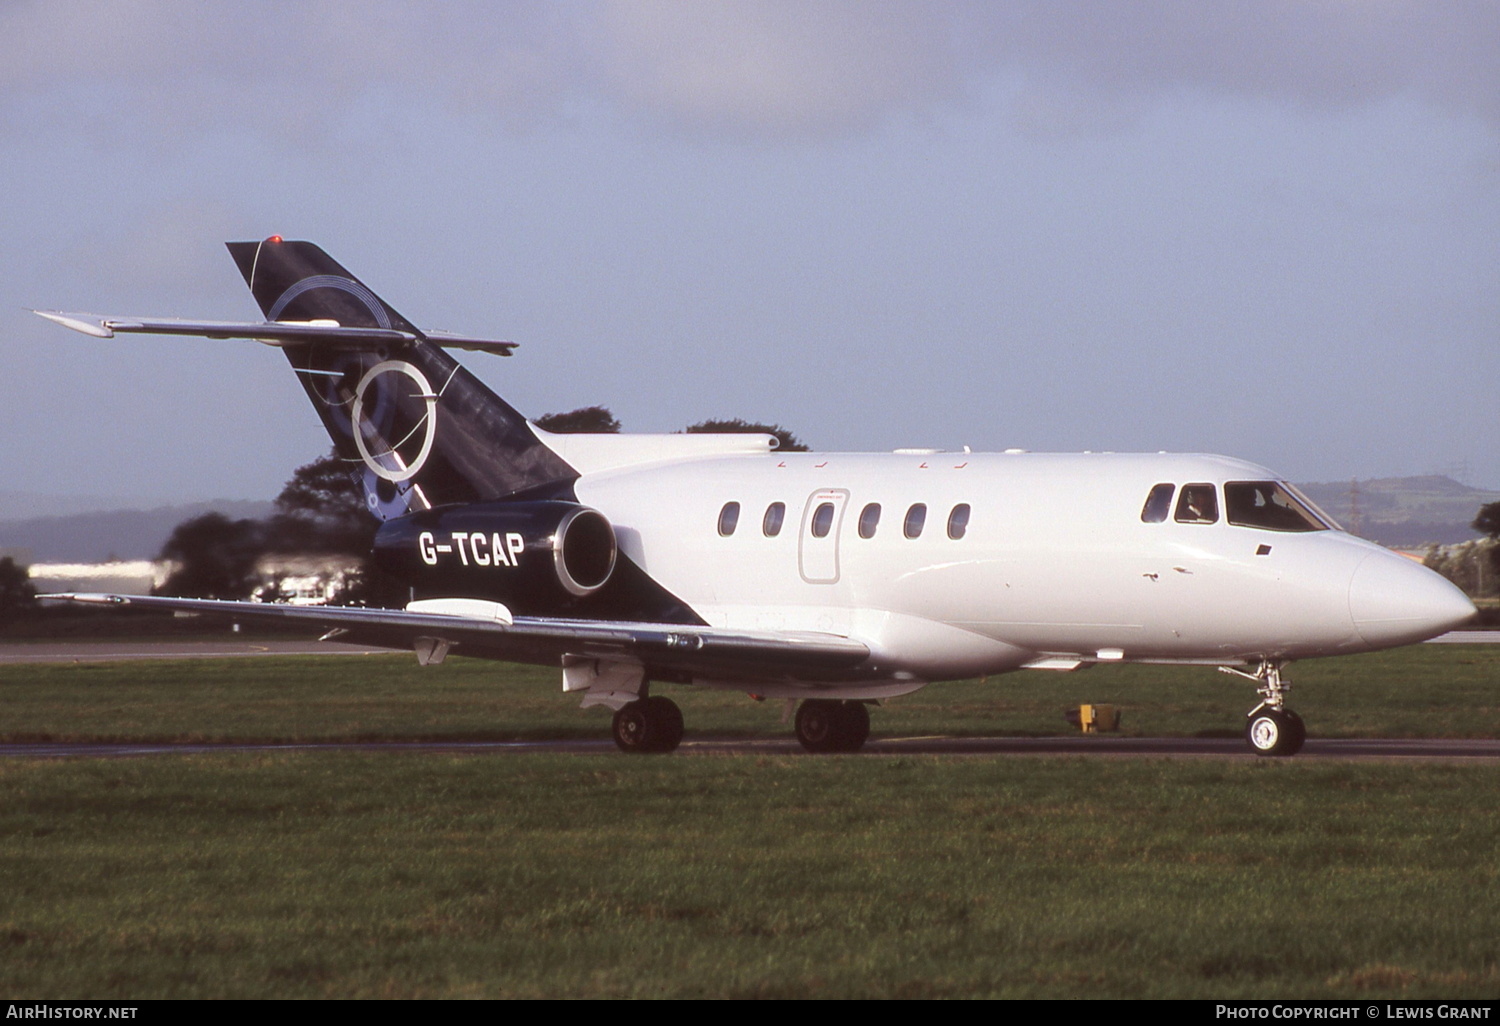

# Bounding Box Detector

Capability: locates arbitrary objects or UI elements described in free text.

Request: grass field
[2,754,1499,998]
[0,644,1496,998]
[0,642,1494,743]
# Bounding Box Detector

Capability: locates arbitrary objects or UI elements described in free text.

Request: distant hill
[0,501,275,563]
[1295,476,1498,547]
[0,489,165,520]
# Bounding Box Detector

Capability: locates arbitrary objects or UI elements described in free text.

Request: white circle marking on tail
[350,360,437,482]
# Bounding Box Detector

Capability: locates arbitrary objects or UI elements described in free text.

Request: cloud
[0,1,575,140]
[980,1,1500,129]
[582,0,967,134]
[2,1,1497,142]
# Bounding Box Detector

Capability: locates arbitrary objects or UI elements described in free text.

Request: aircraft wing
[42,594,872,681]
[33,311,517,356]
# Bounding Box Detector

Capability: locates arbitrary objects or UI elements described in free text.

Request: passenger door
[798,489,849,584]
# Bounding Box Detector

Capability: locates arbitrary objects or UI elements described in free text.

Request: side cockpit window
[1141,483,1175,523]
[1174,484,1218,524]
[1225,481,1330,533]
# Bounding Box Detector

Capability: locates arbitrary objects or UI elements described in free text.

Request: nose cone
[1348,551,1477,648]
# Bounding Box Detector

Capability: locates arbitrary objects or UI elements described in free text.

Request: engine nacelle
[373,500,618,611]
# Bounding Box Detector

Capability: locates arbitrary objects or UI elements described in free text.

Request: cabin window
[1141,483,1175,523]
[1225,481,1330,533]
[947,503,971,539]
[1174,484,1218,524]
[858,503,882,539]
[904,503,927,538]
[718,501,741,536]
[762,502,786,537]
[810,502,836,538]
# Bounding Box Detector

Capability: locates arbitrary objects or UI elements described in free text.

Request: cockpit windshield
[1224,481,1333,533]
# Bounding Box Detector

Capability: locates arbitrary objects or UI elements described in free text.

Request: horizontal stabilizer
[33,310,516,356]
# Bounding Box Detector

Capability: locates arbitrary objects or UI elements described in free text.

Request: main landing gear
[794,699,871,754]
[611,695,684,754]
[1221,660,1306,757]
[608,691,873,755]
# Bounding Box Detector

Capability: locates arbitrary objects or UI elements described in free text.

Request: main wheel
[1245,708,1305,757]
[642,695,684,752]
[839,701,871,752]
[612,696,685,753]
[795,699,870,753]
[795,699,842,753]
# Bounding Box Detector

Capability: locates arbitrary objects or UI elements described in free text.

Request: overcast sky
[3,0,1497,507]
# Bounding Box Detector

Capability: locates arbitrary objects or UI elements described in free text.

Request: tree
[1473,502,1500,540]
[685,418,809,453]
[156,513,268,600]
[265,451,407,606]
[270,451,372,554]
[0,557,36,626]
[155,450,410,605]
[1471,501,1500,594]
[329,561,411,609]
[534,406,621,433]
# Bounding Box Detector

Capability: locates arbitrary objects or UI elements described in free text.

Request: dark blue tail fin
[226,238,576,519]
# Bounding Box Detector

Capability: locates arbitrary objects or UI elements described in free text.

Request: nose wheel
[611,696,685,753]
[1221,660,1307,757]
[1245,707,1305,757]
[794,699,871,753]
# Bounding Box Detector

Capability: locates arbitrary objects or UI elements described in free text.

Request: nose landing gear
[1245,706,1306,757]
[1221,660,1306,757]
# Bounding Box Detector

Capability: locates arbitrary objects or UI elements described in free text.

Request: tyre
[642,696,684,753]
[612,700,652,753]
[795,699,843,753]
[1280,709,1306,756]
[1245,708,1303,757]
[611,696,684,754]
[838,701,871,752]
[795,699,870,753]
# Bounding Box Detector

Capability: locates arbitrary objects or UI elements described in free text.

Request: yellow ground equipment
[1065,704,1121,733]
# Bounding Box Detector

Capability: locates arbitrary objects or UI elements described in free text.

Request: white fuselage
[572,450,1474,684]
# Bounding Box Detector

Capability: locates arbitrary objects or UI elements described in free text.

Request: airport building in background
[22,555,356,605]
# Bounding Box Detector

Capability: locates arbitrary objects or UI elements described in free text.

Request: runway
[1424,630,1499,644]
[3,735,1498,761]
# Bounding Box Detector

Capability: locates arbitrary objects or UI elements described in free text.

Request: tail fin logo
[268,275,393,328]
[351,360,437,483]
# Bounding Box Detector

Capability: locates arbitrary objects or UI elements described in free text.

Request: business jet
[36,238,1477,756]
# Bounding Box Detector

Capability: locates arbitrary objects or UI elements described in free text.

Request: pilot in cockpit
[1179,485,1217,523]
